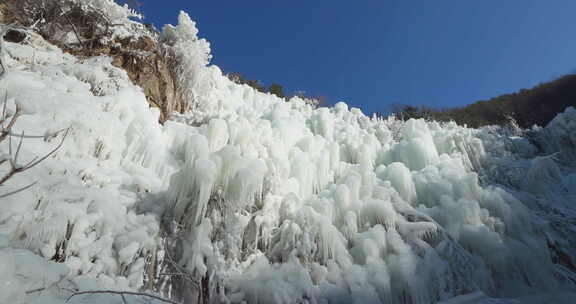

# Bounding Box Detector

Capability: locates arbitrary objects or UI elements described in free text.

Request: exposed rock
[60,35,187,124]
[109,36,186,123]
[3,29,27,43]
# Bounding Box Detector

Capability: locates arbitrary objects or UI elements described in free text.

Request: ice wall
[1,8,575,304]
[154,13,576,304]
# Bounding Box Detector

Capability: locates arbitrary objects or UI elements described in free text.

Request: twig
[161,237,199,288]
[66,290,180,304]
[25,273,68,295]
[58,7,85,50]
[0,103,21,142]
[0,92,8,128]
[14,130,25,165]
[0,128,69,186]
[7,127,70,139]
[0,181,37,199]
[21,128,70,170]
[0,88,71,199]
[25,287,47,295]
[0,123,69,199]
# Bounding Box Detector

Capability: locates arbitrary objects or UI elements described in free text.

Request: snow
[1,4,576,304]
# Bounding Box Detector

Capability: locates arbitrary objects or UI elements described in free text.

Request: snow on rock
[1,5,576,304]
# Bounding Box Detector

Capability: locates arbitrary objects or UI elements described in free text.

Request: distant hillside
[392,74,576,128]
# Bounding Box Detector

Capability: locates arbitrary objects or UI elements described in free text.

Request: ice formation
[0,3,575,304]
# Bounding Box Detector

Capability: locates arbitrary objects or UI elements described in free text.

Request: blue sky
[134,0,576,115]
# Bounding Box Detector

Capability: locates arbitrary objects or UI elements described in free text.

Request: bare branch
[25,273,68,295]
[13,130,25,166]
[5,103,20,132]
[21,127,70,170]
[8,129,14,166]
[22,156,39,168]
[0,123,70,197]
[7,127,70,139]
[0,92,8,128]
[66,290,180,304]
[0,166,17,186]
[158,272,198,288]
[0,103,21,143]
[25,287,47,295]
[56,6,85,50]
[0,181,37,199]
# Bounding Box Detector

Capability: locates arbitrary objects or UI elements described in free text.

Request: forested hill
[393,74,576,128]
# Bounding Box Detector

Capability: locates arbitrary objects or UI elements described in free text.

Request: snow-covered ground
[1,4,575,304]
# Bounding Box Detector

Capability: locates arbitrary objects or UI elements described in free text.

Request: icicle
[191,158,218,224]
[315,149,332,191]
[227,159,267,207]
[379,162,417,204]
[361,199,398,231]
[398,221,439,245]
[181,219,213,277]
[291,153,316,198]
[341,211,358,241]
[333,184,351,213]
[206,118,229,152]
[215,145,244,195]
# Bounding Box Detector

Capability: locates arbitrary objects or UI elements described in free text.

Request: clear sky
[134,0,576,115]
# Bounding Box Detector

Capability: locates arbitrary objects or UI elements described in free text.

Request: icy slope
[0,26,171,303]
[1,9,575,304]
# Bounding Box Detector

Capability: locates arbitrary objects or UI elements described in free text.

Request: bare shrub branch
[0,181,37,199]
[0,90,70,198]
[0,127,70,186]
[3,0,116,53]
[58,6,85,49]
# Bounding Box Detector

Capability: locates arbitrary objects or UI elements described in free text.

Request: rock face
[110,36,186,123]
[62,36,186,124]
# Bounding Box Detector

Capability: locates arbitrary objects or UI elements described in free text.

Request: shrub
[269,83,285,98]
